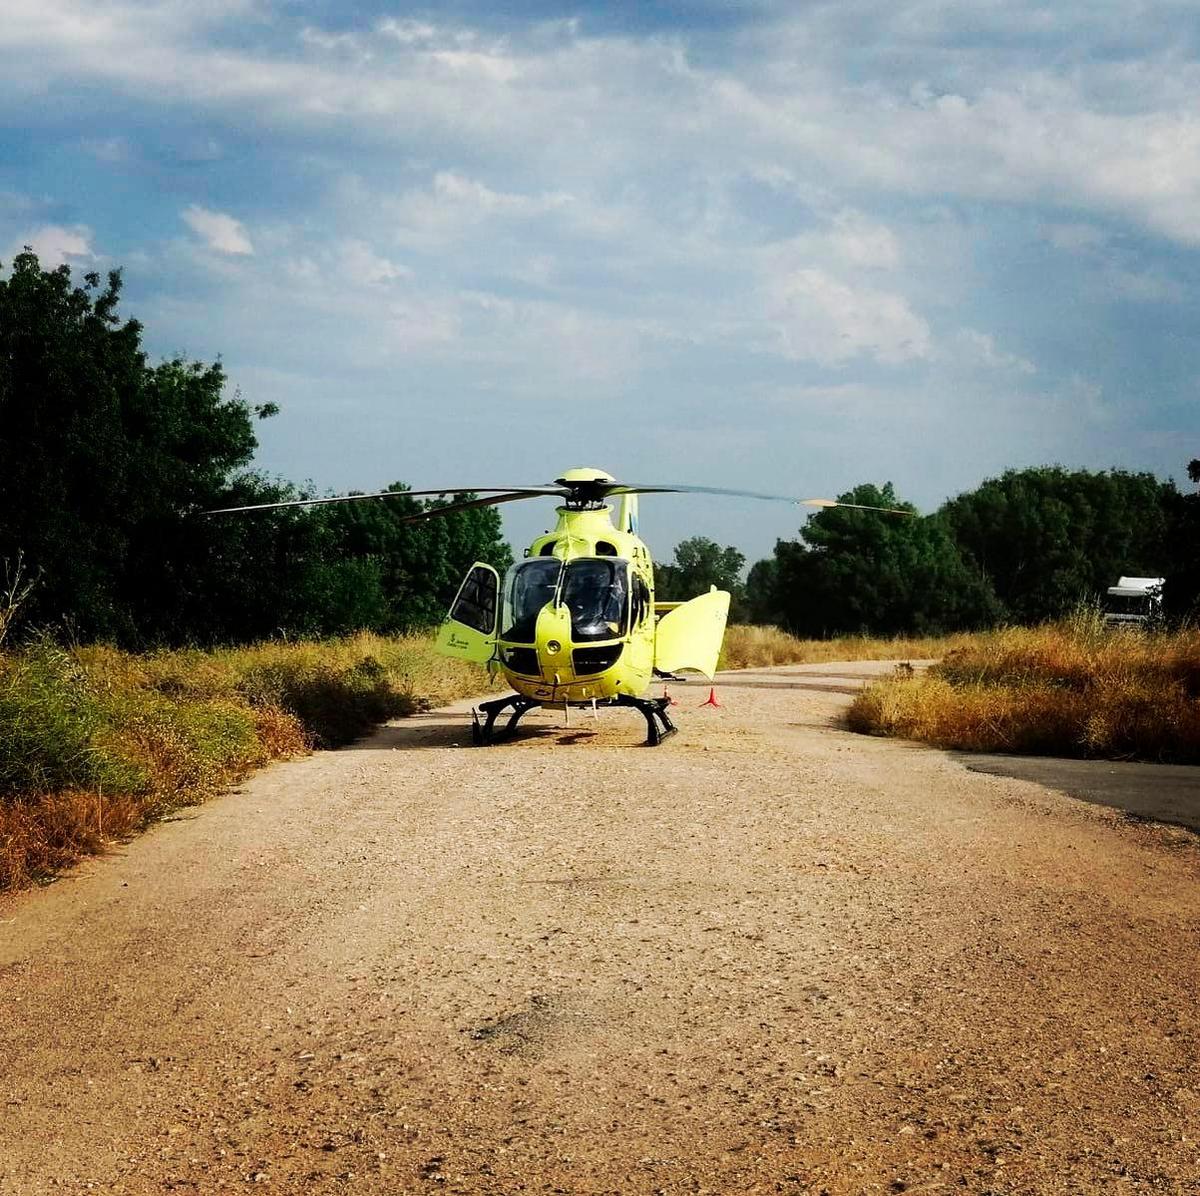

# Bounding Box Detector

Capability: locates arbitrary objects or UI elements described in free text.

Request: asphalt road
[957,753,1200,834]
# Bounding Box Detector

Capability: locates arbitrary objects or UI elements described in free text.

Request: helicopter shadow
[351,714,601,752]
[351,715,477,751]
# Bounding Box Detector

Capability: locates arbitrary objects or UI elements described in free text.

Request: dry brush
[848,613,1200,763]
[0,634,487,893]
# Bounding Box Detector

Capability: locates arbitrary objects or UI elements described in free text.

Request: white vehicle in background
[1103,576,1165,627]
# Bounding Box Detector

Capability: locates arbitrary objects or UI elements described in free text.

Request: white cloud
[389,173,576,251]
[383,296,459,351]
[428,49,522,83]
[336,239,410,285]
[376,18,438,47]
[10,224,94,267]
[764,267,931,366]
[432,172,571,215]
[1042,222,1108,253]
[958,329,1036,375]
[1058,373,1114,424]
[458,291,648,384]
[8,3,1200,247]
[181,205,253,255]
[827,210,901,270]
[299,27,367,55]
[1104,265,1184,304]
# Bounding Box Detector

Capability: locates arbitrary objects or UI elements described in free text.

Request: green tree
[771,483,1001,637]
[0,250,261,641]
[940,467,1171,623]
[177,473,338,641]
[315,486,513,632]
[743,556,781,625]
[1163,460,1200,620]
[655,536,746,617]
[0,250,513,643]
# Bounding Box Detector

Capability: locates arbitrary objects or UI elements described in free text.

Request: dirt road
[2,663,1199,1194]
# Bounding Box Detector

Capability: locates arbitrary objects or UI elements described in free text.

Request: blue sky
[2,1,1198,563]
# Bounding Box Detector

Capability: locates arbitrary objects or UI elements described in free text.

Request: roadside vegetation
[0,620,988,895]
[5,616,1198,894]
[3,250,1199,888]
[848,612,1200,763]
[719,624,973,670]
[0,634,486,893]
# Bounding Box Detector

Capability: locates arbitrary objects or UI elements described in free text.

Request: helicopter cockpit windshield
[563,558,628,642]
[501,559,560,643]
[501,558,630,644]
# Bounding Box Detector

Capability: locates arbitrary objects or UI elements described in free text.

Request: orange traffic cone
[662,686,679,706]
[699,687,721,708]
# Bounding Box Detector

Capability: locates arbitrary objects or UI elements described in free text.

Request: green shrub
[0,633,489,891]
[0,642,145,798]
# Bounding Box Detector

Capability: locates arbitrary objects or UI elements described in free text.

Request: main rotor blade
[799,498,916,515]
[390,490,548,523]
[204,486,562,516]
[608,483,914,515]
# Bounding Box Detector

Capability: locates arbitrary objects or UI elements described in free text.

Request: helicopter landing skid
[469,692,677,747]
[470,694,540,746]
[614,692,677,746]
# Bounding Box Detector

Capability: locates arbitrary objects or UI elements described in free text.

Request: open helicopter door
[435,562,500,664]
[653,587,731,679]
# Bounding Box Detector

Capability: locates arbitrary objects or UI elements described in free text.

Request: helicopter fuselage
[208,461,900,745]
[435,467,731,743]
[495,505,656,708]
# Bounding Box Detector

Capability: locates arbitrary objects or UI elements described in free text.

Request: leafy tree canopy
[939,466,1171,623]
[759,483,1001,637]
[0,251,511,644]
[0,250,259,640]
[315,486,513,633]
[655,536,747,618]
[743,557,780,626]
[1164,457,1200,619]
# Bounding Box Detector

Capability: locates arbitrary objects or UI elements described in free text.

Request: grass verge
[847,613,1200,763]
[719,624,971,670]
[0,633,487,893]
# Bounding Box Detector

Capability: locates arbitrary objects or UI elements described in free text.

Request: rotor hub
[553,467,619,510]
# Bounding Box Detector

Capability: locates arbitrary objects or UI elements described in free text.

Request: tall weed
[0,633,488,892]
[720,624,969,670]
[849,616,1200,763]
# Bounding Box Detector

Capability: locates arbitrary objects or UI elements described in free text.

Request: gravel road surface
[2,662,1198,1194]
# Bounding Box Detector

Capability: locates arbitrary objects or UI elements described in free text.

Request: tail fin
[616,492,639,534]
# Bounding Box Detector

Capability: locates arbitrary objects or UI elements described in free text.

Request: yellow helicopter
[209,466,908,745]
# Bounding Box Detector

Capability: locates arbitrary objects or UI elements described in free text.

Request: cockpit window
[500,557,630,644]
[501,559,561,643]
[562,559,629,642]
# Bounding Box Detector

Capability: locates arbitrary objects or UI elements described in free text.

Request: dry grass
[719,624,973,671]
[15,616,1191,894]
[848,612,1200,762]
[0,633,488,893]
